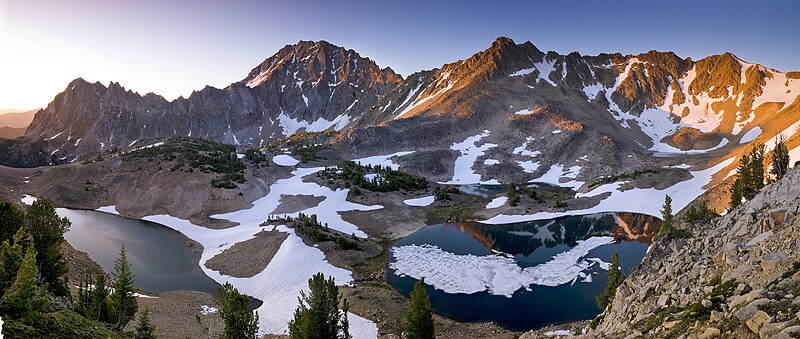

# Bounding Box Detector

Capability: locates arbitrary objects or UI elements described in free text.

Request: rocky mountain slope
[12,37,800,174]
[580,168,800,338]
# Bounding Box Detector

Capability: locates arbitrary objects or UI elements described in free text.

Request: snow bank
[739,126,762,144]
[352,151,414,170]
[20,195,37,205]
[273,154,300,167]
[146,216,377,338]
[96,205,120,215]
[517,160,540,173]
[212,167,381,238]
[389,236,614,297]
[439,130,498,185]
[486,196,508,209]
[544,330,573,337]
[531,164,583,189]
[483,157,735,224]
[403,196,435,207]
[483,159,500,166]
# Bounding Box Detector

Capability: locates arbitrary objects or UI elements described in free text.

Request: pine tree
[23,198,71,297]
[340,299,352,339]
[288,273,350,339]
[135,307,157,339]
[0,245,47,321]
[596,251,625,309]
[729,177,744,209]
[654,195,672,241]
[771,134,790,181]
[0,201,24,243]
[0,229,25,295]
[748,143,766,196]
[507,183,519,207]
[217,282,258,339]
[111,245,138,331]
[405,280,435,339]
[93,274,111,322]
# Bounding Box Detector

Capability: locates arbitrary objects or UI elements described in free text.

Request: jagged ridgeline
[4,37,798,171]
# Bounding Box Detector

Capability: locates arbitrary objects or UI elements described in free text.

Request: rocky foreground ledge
[526,168,800,338]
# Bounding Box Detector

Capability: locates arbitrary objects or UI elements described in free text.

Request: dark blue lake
[388,213,658,331]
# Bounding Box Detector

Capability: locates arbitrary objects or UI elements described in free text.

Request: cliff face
[587,168,800,338]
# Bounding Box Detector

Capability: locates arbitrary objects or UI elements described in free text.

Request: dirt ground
[205,228,289,278]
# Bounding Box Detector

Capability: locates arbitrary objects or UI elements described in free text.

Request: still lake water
[388,213,658,331]
[60,208,220,294]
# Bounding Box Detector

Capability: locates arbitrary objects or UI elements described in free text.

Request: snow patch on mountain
[277,112,350,135]
[403,196,435,207]
[352,151,414,170]
[739,126,762,144]
[440,131,498,185]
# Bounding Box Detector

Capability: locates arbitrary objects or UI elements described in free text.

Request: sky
[0,0,798,110]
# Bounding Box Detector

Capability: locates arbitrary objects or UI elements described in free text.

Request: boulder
[745,310,771,334]
[699,327,721,338]
[761,251,789,271]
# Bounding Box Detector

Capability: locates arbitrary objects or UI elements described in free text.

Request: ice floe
[273,154,300,167]
[389,236,614,297]
[439,130,498,185]
[403,196,435,207]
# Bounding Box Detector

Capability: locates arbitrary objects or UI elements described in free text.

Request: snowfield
[483,157,735,224]
[389,236,614,297]
[486,196,508,209]
[739,126,762,144]
[440,130,498,185]
[353,151,414,170]
[403,196,435,207]
[272,154,300,166]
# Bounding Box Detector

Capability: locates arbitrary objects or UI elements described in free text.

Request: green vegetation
[320,161,428,192]
[268,131,332,163]
[771,134,790,181]
[217,282,258,339]
[124,137,246,189]
[0,199,126,338]
[76,273,111,322]
[596,251,625,309]
[269,213,362,251]
[134,308,157,339]
[681,201,719,223]
[432,186,459,201]
[24,198,71,297]
[507,183,519,206]
[405,280,435,339]
[289,273,351,339]
[110,245,138,331]
[730,143,766,209]
[654,195,673,241]
[242,148,269,166]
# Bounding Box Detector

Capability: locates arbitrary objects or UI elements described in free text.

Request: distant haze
[0,0,797,110]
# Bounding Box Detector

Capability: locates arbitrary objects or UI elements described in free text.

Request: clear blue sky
[1,0,798,109]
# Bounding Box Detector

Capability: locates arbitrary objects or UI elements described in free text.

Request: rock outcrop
[583,168,800,338]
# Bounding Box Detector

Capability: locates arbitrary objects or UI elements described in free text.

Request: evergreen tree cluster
[269,213,362,251]
[288,273,351,339]
[217,282,258,339]
[322,161,428,193]
[770,134,790,181]
[432,186,459,201]
[730,144,766,209]
[75,245,142,333]
[506,183,543,207]
[682,201,719,223]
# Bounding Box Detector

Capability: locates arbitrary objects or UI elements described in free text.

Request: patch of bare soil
[272,194,325,214]
[205,228,288,278]
[137,290,222,339]
[341,284,512,339]
[339,189,430,239]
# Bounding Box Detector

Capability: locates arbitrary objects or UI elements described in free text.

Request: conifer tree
[0,229,25,295]
[93,274,111,322]
[507,183,519,206]
[771,134,790,181]
[217,282,258,339]
[111,245,138,331]
[289,273,350,339]
[596,251,625,309]
[0,201,24,243]
[654,195,672,240]
[404,280,435,339]
[135,307,157,339]
[748,143,766,196]
[0,245,47,321]
[23,198,71,296]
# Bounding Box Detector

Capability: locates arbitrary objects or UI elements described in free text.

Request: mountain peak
[491,36,516,49]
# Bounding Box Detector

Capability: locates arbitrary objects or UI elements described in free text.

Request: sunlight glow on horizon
[1,0,798,111]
